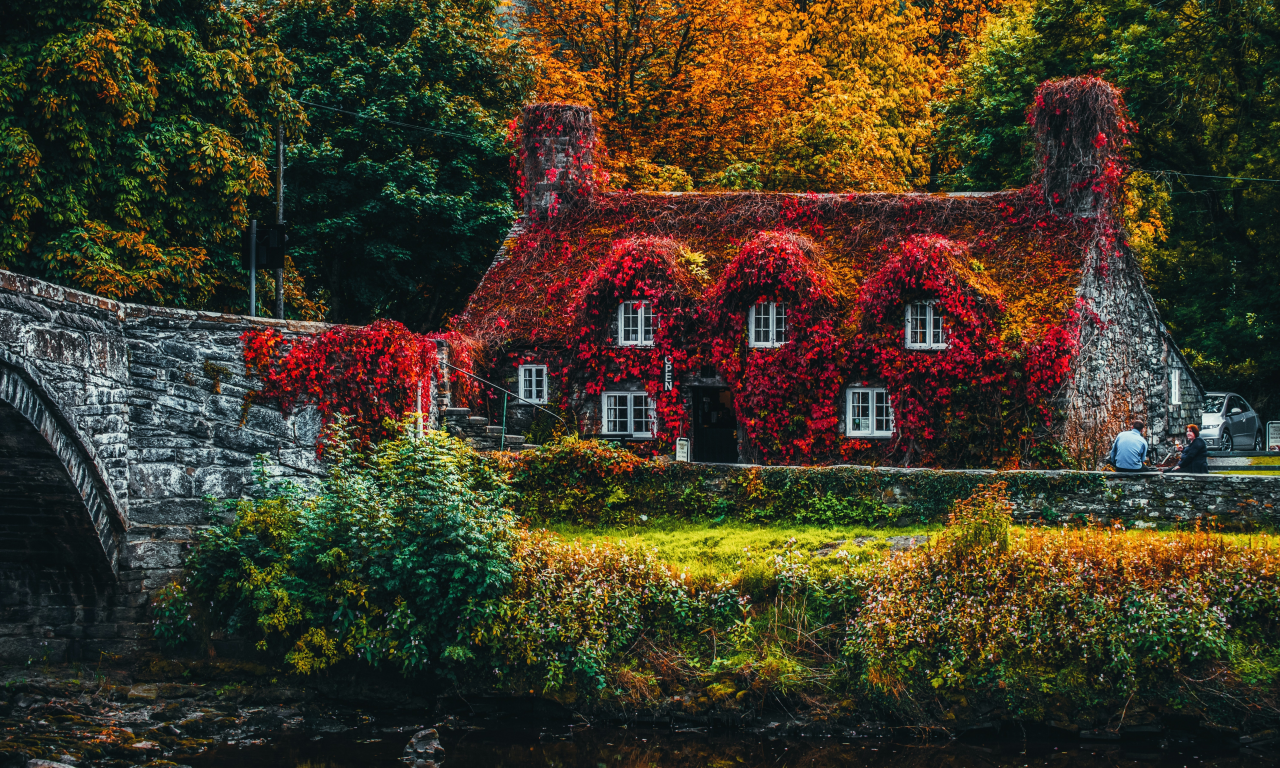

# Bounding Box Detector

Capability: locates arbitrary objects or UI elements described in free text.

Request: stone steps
[442,407,534,452]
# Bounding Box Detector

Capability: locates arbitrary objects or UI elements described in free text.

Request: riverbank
[2,661,1278,768]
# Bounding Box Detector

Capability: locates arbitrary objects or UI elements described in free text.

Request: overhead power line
[1143,169,1280,184]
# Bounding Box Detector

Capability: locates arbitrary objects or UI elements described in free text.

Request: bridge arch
[0,350,126,580]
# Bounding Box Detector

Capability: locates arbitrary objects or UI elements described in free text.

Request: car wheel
[1256,431,1265,452]
[1222,431,1234,452]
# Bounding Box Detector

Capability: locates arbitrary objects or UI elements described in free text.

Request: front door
[692,387,738,463]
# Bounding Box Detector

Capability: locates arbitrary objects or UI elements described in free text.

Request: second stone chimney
[1029,77,1129,218]
[520,103,596,219]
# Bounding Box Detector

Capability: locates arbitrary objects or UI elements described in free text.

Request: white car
[1200,391,1264,451]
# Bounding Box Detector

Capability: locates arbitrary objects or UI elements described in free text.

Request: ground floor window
[603,392,654,437]
[518,364,547,404]
[847,387,894,437]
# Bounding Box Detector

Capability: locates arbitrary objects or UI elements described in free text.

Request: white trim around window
[748,301,788,348]
[846,387,894,438]
[518,364,548,404]
[602,391,654,438]
[904,301,947,350]
[618,301,655,346]
[1170,367,1181,405]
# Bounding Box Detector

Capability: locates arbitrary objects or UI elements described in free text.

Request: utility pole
[248,220,257,317]
[275,124,285,320]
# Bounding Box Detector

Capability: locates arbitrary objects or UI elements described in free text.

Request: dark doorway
[692,387,738,463]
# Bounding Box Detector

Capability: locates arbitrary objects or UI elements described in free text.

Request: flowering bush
[848,485,1280,707]
[466,530,741,695]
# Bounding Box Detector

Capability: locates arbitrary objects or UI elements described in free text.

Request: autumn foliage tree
[519,0,811,186]
[0,0,300,306]
[520,0,959,191]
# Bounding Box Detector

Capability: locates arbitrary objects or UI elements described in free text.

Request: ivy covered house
[453,78,1204,468]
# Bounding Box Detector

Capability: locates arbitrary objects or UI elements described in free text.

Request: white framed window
[748,301,788,348]
[618,301,655,346]
[1170,368,1181,405]
[518,364,547,404]
[602,392,654,437]
[846,387,894,437]
[905,301,947,350]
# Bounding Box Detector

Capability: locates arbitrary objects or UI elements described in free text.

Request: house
[454,77,1204,468]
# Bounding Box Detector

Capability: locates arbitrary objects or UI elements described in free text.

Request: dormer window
[618,301,654,346]
[749,302,787,348]
[905,301,947,350]
[518,364,547,404]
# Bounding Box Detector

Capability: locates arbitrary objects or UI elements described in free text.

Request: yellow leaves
[523,0,951,189]
[287,626,345,674]
[1122,170,1171,269]
[519,0,809,181]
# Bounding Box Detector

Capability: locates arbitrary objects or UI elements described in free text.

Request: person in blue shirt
[1107,419,1149,472]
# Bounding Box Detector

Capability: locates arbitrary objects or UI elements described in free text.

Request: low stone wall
[512,450,1280,529]
[716,464,1280,527]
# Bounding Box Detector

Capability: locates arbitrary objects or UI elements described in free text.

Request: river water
[185,725,1280,768]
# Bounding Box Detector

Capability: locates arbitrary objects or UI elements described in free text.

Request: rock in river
[403,728,445,767]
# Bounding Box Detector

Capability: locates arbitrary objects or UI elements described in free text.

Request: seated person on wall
[1165,424,1209,474]
[1107,418,1149,472]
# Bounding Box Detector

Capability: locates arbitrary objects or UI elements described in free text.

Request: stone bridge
[0,270,347,661]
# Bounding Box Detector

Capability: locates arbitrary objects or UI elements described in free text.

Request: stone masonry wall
[709,465,1280,528]
[1064,238,1203,463]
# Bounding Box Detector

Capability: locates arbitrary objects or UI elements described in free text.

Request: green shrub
[185,421,516,675]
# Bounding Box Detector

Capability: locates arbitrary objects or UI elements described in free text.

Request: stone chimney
[520,103,595,219]
[1030,77,1129,218]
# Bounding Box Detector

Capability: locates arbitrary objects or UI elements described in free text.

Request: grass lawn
[533,519,1280,581]
[535,519,943,580]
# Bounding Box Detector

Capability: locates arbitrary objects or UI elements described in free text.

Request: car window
[1204,394,1226,413]
[1227,395,1243,413]
[1239,397,1253,413]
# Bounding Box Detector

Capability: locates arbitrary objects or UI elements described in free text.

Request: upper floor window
[1170,368,1181,405]
[847,387,894,437]
[618,301,654,346]
[905,301,947,350]
[749,301,788,348]
[603,392,653,437]
[518,364,547,404]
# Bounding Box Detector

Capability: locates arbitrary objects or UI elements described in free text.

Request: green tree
[0,0,297,306]
[937,0,1280,421]
[185,425,516,674]
[272,0,533,329]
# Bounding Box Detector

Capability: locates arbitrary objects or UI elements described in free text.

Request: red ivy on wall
[242,320,474,448]
[706,231,848,464]
[851,235,1075,467]
[565,238,703,453]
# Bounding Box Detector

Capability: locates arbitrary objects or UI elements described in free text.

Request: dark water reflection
[186,725,1280,768]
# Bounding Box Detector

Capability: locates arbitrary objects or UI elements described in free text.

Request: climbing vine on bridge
[241,321,478,447]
